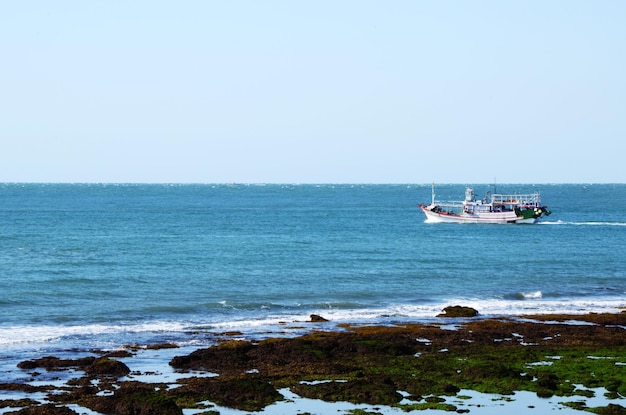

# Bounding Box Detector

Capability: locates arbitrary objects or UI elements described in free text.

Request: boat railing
[433,200,465,208]
[491,193,541,206]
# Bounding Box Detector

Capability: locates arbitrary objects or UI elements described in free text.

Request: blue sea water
[0,183,624,362]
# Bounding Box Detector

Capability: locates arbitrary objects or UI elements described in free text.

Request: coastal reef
[3,313,626,414]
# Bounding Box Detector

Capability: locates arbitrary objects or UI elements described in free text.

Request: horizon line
[1,181,623,185]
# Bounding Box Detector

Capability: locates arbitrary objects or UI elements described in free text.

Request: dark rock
[170,377,282,412]
[309,314,329,322]
[52,378,99,404]
[170,340,254,373]
[17,356,96,372]
[99,350,134,358]
[588,404,626,415]
[443,383,460,394]
[291,378,403,406]
[124,343,180,352]
[425,395,446,403]
[537,373,559,391]
[5,404,79,414]
[84,358,130,378]
[0,398,40,409]
[17,355,128,378]
[536,388,554,398]
[219,331,244,336]
[83,381,182,415]
[15,360,38,370]
[146,343,179,350]
[437,306,479,318]
[0,383,51,393]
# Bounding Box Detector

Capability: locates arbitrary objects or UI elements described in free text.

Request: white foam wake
[541,220,626,226]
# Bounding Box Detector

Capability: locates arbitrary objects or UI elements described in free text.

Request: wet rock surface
[170,376,283,412]
[5,404,80,415]
[437,305,479,317]
[3,313,625,413]
[80,381,182,415]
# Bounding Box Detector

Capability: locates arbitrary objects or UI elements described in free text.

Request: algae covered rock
[83,381,181,415]
[6,404,79,415]
[84,357,130,377]
[170,377,283,412]
[17,356,96,371]
[437,305,479,318]
[292,378,402,406]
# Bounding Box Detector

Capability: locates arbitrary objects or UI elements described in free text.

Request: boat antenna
[431,182,435,206]
[493,177,497,194]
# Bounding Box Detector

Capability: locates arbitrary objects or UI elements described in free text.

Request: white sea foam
[520,290,543,299]
[0,321,188,347]
[1,298,624,350]
[541,220,626,226]
[209,297,626,334]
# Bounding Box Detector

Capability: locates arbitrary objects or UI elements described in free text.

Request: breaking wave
[511,291,543,300]
[2,297,624,351]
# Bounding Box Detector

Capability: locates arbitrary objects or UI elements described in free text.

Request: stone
[309,314,329,322]
[437,305,479,318]
[84,358,130,378]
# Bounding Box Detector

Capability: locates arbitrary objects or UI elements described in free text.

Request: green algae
[346,410,384,415]
[80,381,182,415]
[410,345,626,399]
[586,404,626,414]
[291,379,402,406]
[11,312,625,413]
[165,314,625,411]
[169,376,284,412]
[397,402,458,412]
[177,320,626,409]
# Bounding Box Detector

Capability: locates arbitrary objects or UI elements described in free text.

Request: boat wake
[540,220,626,227]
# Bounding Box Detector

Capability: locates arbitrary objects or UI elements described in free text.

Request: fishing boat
[418,184,551,224]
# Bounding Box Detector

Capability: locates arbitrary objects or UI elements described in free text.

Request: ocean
[1,183,625,383]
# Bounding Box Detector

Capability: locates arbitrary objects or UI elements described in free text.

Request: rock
[591,404,626,415]
[170,340,254,373]
[83,382,182,415]
[17,356,96,371]
[437,306,479,318]
[146,343,179,350]
[309,314,329,322]
[84,358,130,378]
[170,377,283,412]
[6,404,79,414]
[98,349,134,358]
[17,356,129,378]
[0,383,51,393]
[16,360,38,370]
[291,378,402,406]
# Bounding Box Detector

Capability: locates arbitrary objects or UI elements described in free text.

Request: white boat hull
[420,205,537,224]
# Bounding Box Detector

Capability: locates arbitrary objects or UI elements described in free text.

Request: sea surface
[1,183,625,380]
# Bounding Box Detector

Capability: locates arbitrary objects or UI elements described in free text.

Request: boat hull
[419,205,537,224]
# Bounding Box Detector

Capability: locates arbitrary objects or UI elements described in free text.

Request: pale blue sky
[1,1,624,183]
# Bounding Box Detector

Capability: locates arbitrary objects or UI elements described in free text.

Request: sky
[1,1,624,184]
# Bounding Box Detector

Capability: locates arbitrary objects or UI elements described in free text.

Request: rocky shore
[1,310,625,414]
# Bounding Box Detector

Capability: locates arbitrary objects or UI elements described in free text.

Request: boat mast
[431,182,435,206]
